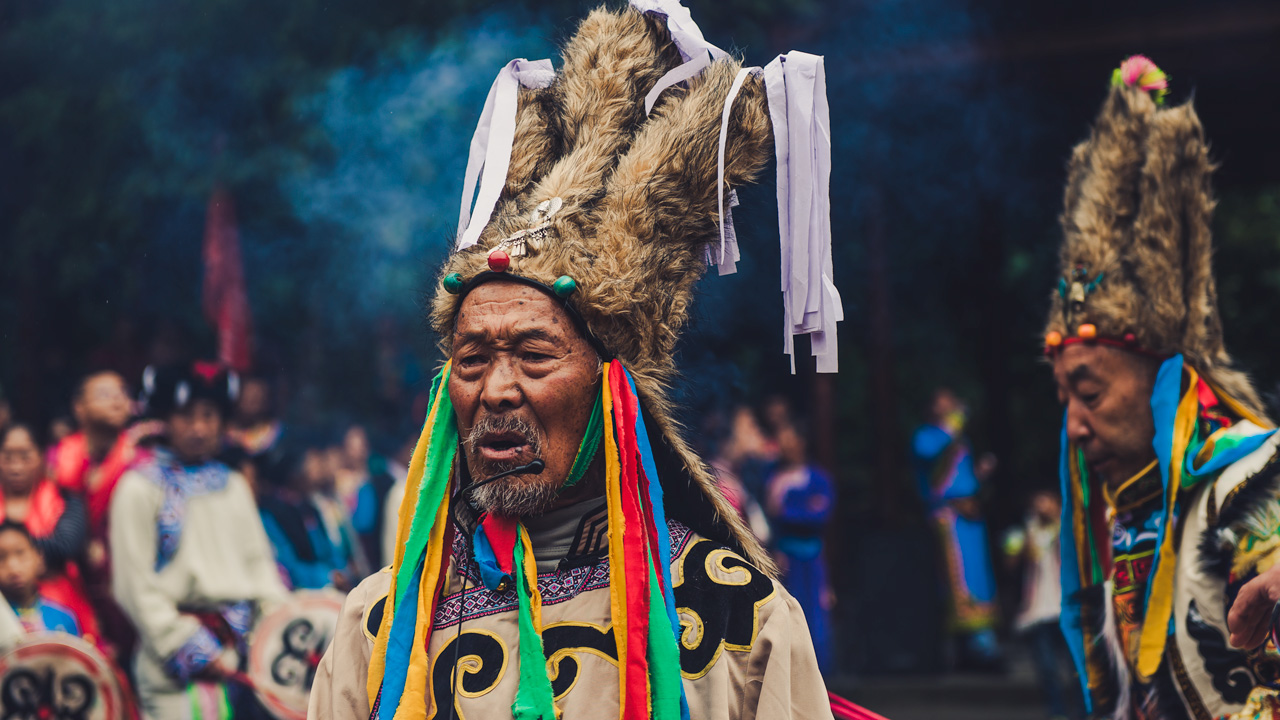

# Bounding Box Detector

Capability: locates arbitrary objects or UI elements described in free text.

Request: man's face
[1052,343,1160,486]
[74,373,131,432]
[0,428,43,496]
[168,399,224,465]
[449,282,600,518]
[0,530,42,604]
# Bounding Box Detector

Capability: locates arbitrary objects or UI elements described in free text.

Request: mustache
[464,414,544,458]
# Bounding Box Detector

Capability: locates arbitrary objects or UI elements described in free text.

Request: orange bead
[1045,331,1063,347]
[1077,323,1097,340]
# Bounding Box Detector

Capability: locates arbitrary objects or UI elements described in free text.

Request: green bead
[552,275,577,298]
[443,273,465,294]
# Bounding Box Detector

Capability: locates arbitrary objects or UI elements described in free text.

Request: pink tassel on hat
[1112,54,1169,104]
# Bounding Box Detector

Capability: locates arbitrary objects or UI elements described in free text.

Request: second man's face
[1053,343,1160,486]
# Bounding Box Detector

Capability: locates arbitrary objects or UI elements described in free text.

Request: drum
[247,590,344,720]
[0,633,129,720]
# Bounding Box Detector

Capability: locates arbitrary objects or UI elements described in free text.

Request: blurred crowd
[0,351,1084,719]
[0,359,847,713]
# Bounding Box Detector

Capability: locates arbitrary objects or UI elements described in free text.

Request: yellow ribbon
[519,525,544,631]
[600,362,629,720]
[1204,377,1274,430]
[1135,364,1200,680]
[400,499,451,719]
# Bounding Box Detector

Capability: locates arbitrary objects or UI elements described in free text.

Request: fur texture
[430,7,776,574]
[1046,78,1268,420]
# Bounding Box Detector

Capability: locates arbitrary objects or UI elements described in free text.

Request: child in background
[1004,489,1074,720]
[0,521,80,636]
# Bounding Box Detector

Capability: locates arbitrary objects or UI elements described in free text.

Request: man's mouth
[478,431,532,462]
[1085,452,1114,475]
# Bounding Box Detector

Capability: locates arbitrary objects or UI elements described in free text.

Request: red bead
[1124,333,1137,344]
[488,249,510,272]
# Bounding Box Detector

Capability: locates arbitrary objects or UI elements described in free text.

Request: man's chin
[469,480,559,519]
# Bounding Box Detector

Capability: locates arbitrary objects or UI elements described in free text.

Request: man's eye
[523,352,552,362]
[1080,392,1100,405]
[459,354,486,367]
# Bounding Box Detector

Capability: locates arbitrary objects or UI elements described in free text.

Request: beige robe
[311,522,833,720]
[110,465,289,719]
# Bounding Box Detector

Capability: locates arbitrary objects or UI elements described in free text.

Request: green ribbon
[562,390,603,489]
[511,525,557,720]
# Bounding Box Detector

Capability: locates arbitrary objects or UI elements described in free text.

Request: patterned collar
[140,448,231,570]
[438,518,693,629]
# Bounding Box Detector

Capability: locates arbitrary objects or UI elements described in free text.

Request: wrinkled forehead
[1053,342,1154,387]
[452,281,583,348]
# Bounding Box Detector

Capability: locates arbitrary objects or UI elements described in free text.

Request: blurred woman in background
[0,423,100,646]
[765,423,836,674]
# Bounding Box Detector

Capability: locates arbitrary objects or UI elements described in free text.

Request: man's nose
[1065,400,1093,445]
[480,359,523,411]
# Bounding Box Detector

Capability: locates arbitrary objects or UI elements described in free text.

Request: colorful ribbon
[368,362,458,719]
[451,360,686,719]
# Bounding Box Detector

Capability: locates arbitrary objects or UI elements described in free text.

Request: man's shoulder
[346,568,394,644]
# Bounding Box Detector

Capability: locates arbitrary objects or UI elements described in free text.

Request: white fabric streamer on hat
[712,67,760,276]
[765,52,842,373]
[632,0,727,115]
[636,0,843,372]
[456,58,556,251]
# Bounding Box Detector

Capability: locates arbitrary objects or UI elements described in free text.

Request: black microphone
[451,459,546,532]
[466,459,545,495]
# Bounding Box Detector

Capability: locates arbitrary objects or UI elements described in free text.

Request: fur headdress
[1043,55,1266,419]
[430,3,842,572]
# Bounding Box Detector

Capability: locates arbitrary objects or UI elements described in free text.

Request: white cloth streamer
[713,67,760,275]
[636,0,843,372]
[632,0,727,115]
[456,58,555,251]
[765,52,843,373]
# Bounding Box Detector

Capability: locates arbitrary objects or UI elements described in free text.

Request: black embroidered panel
[1186,599,1255,704]
[428,630,507,720]
[366,594,387,639]
[671,539,777,678]
[543,623,617,699]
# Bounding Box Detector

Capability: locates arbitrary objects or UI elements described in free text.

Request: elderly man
[1046,56,1280,719]
[311,4,841,720]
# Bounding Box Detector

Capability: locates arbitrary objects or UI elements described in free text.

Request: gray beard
[468,474,560,518]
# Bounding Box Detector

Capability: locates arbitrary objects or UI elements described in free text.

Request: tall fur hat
[1044,55,1266,419]
[430,7,781,571]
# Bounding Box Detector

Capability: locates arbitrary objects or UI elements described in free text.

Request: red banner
[202,185,252,371]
